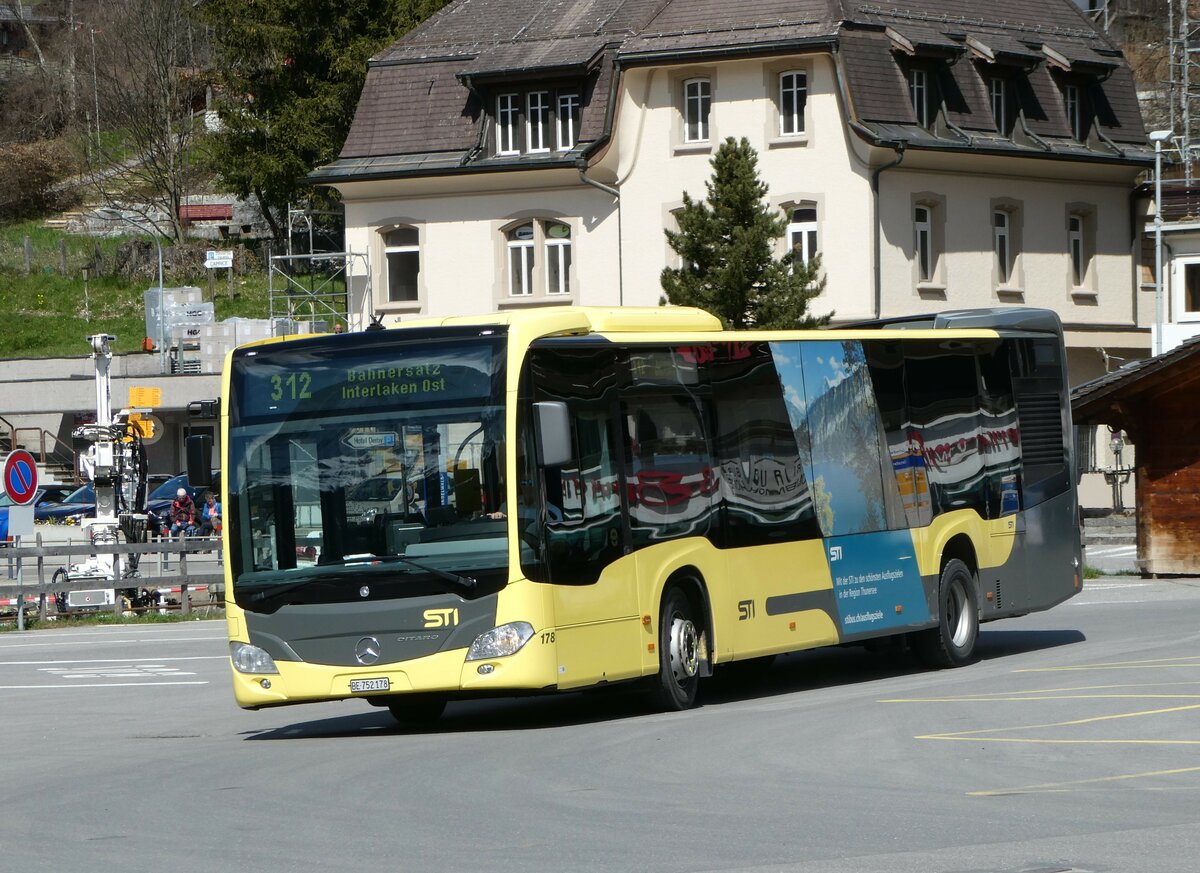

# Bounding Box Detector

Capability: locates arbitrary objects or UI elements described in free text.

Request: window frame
[496,92,520,156]
[909,68,931,128]
[787,205,819,266]
[506,222,536,297]
[683,77,711,144]
[1068,213,1084,287]
[557,92,580,151]
[778,70,807,137]
[526,90,551,154]
[989,77,1007,135]
[1063,83,1081,140]
[377,223,424,312]
[993,209,1011,285]
[544,221,572,295]
[915,205,934,283]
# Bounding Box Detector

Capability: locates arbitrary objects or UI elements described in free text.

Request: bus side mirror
[187,435,214,487]
[533,401,573,468]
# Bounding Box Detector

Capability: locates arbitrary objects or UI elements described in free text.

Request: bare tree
[79,0,209,242]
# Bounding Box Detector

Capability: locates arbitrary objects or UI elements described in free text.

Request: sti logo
[829,545,843,562]
[423,608,460,628]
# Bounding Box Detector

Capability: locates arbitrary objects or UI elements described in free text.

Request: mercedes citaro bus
[190,306,1080,724]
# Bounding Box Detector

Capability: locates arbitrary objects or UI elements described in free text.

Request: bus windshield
[225,332,508,611]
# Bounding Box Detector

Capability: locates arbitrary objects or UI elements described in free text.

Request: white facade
[329,50,1150,389]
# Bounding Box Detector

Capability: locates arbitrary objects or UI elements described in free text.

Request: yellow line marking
[887,694,1200,703]
[969,766,1200,797]
[914,702,1200,746]
[1015,656,1200,673]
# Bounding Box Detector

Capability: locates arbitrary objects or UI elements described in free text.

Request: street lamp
[97,208,166,372]
[1150,129,1172,357]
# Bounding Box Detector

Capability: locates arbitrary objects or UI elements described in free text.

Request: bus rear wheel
[387,694,447,727]
[914,558,979,669]
[652,587,701,711]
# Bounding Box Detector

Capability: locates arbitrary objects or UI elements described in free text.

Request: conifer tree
[661,137,832,329]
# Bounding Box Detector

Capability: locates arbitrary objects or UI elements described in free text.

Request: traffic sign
[2,450,38,505]
[205,250,234,269]
[342,431,398,451]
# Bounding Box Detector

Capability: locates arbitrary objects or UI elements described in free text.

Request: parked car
[2,484,77,541]
[35,483,96,523]
[145,473,222,532]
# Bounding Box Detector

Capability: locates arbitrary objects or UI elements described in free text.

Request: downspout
[1018,111,1053,152]
[869,140,905,319]
[833,44,905,319]
[577,55,625,304]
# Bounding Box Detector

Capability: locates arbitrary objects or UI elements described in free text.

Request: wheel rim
[947,579,971,648]
[668,613,699,684]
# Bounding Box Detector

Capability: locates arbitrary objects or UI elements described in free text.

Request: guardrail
[1,534,225,630]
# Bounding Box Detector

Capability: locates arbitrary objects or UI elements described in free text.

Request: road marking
[40,664,197,679]
[1015,656,1200,673]
[0,656,227,666]
[0,635,225,650]
[0,681,208,689]
[969,765,1200,796]
[915,702,1200,745]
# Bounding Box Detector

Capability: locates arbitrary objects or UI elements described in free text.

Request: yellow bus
[194,305,1081,723]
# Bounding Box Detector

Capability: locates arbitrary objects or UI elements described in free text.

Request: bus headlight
[230,641,279,674]
[466,622,535,660]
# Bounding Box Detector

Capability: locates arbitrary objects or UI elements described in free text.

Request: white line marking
[0,635,224,650]
[0,656,226,667]
[0,681,208,689]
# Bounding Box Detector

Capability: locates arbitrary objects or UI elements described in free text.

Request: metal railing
[1,534,225,629]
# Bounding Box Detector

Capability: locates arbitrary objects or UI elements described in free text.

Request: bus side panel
[552,554,644,690]
[982,489,1080,619]
[711,539,839,661]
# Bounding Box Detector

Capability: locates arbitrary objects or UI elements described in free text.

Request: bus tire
[914,558,979,669]
[387,694,446,727]
[652,587,701,711]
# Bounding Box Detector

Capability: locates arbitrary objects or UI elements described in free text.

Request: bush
[0,141,69,220]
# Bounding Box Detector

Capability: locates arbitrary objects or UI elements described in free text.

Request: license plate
[350,678,390,693]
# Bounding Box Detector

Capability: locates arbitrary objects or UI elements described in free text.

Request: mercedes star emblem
[354,637,381,665]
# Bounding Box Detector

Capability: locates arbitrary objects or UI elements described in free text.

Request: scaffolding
[267,202,371,333]
[268,250,370,334]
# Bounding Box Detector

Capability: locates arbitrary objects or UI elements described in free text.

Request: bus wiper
[322,554,478,593]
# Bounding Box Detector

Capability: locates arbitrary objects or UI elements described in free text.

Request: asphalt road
[2,575,1198,873]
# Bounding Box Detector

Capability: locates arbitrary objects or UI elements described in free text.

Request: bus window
[903,340,986,518]
[773,339,904,536]
[864,340,930,528]
[622,392,714,545]
[709,342,821,546]
[977,340,1022,518]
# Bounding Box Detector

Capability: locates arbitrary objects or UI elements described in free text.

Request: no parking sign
[3,450,38,505]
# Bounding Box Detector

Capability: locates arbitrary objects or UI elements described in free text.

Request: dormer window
[527,91,551,153]
[492,87,583,156]
[989,77,1007,135]
[909,68,932,127]
[1063,84,1081,140]
[558,92,580,150]
[497,93,520,155]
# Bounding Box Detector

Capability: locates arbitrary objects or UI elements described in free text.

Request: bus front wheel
[914,559,979,669]
[652,587,701,711]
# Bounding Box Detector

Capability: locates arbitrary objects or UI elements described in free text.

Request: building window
[993,210,1011,285]
[909,68,931,127]
[1185,263,1200,316]
[990,78,1006,134]
[526,91,551,153]
[545,222,572,295]
[1068,214,1084,286]
[683,78,711,143]
[1064,84,1081,140]
[383,226,420,303]
[497,93,520,155]
[557,92,580,151]
[779,71,807,136]
[507,223,536,296]
[787,206,818,264]
[915,205,934,282]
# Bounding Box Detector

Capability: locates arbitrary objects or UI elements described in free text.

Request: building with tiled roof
[313,0,1154,395]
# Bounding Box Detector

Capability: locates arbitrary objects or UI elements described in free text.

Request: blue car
[1,485,76,539]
